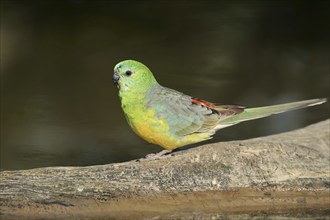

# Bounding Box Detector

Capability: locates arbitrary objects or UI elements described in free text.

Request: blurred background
[1,0,329,170]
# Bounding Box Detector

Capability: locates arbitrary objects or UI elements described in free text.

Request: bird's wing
[146,87,244,137]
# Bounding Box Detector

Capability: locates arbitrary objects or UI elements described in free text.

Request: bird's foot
[137,150,173,161]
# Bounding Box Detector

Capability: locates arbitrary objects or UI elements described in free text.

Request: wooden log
[0,120,329,219]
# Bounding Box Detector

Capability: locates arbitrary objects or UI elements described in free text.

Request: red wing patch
[191,98,216,108]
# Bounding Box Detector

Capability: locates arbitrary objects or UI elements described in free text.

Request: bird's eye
[125,70,132,76]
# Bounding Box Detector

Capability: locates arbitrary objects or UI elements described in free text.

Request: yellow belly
[127,108,211,150]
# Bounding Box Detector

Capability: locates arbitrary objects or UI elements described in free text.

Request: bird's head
[113,60,158,93]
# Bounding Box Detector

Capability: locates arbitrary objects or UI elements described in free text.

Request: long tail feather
[220,98,327,127]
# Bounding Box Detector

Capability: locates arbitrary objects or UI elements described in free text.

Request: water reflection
[1,1,329,170]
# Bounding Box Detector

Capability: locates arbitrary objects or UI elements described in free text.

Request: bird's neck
[119,83,161,109]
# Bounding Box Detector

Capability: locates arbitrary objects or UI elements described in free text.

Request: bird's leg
[146,149,172,158]
[137,149,173,161]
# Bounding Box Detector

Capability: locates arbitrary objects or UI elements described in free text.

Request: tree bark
[0,120,329,219]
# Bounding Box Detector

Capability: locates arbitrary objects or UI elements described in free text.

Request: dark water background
[1,0,329,170]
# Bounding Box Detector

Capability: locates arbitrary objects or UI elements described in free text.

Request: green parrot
[113,60,326,151]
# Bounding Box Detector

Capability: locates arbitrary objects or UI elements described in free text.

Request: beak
[113,71,120,85]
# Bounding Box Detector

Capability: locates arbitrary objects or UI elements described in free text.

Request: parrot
[113,60,326,152]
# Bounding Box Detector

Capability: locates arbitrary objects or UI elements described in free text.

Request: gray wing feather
[146,86,237,137]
